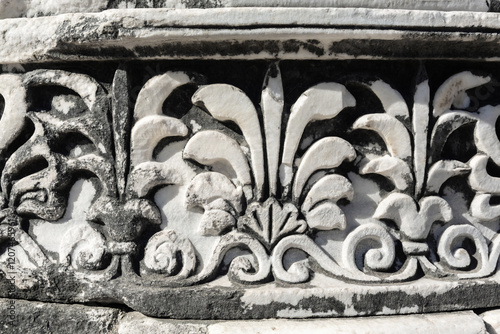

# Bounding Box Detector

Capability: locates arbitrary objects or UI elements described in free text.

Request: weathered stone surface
[1,9,500,63]
[0,298,123,334]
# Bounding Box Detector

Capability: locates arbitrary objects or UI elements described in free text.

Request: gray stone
[0,298,123,334]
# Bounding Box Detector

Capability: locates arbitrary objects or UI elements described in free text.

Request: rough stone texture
[0,298,123,334]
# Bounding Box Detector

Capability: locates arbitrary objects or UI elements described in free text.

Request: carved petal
[429,110,477,161]
[34,112,110,156]
[199,209,236,236]
[0,74,26,154]
[302,174,353,212]
[366,80,409,120]
[127,161,182,198]
[469,154,500,193]
[418,196,453,230]
[183,130,251,190]
[305,202,346,231]
[359,156,413,191]
[134,71,194,119]
[192,84,265,199]
[374,194,452,240]
[352,114,411,161]
[471,193,500,221]
[475,105,500,165]
[281,82,355,186]
[426,160,470,194]
[413,77,430,197]
[185,172,243,214]
[293,137,355,201]
[261,63,284,196]
[433,71,490,116]
[131,115,188,167]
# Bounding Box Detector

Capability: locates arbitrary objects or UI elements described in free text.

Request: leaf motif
[475,105,500,165]
[469,154,500,193]
[305,202,346,231]
[374,194,452,240]
[280,82,355,189]
[199,209,236,236]
[413,75,430,197]
[261,63,284,196]
[352,113,412,161]
[365,80,410,121]
[292,137,355,201]
[127,161,183,198]
[429,110,477,162]
[24,69,103,113]
[426,160,470,194]
[471,193,500,221]
[192,84,265,199]
[433,71,490,117]
[183,130,252,199]
[134,71,195,119]
[359,156,413,191]
[302,174,354,212]
[131,115,188,167]
[237,198,306,248]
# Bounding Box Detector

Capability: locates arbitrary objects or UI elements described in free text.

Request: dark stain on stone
[180,0,223,8]
[329,34,500,60]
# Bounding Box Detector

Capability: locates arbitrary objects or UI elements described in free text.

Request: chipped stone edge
[0,8,500,63]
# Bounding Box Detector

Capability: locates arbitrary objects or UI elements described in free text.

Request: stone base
[0,298,496,334]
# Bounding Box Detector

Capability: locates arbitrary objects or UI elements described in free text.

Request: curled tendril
[59,225,106,270]
[342,223,396,273]
[143,229,196,279]
[437,224,493,278]
[193,231,271,284]
[271,234,340,283]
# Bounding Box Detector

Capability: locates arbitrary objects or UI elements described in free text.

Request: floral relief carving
[1,61,500,296]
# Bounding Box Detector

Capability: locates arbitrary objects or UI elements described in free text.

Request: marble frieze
[1,6,500,320]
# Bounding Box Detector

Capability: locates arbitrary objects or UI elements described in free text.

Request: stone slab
[0,298,489,334]
[0,0,491,19]
[1,8,500,63]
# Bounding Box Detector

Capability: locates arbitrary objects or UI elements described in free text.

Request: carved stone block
[1,6,500,321]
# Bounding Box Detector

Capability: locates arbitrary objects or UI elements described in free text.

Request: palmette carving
[0,62,500,289]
